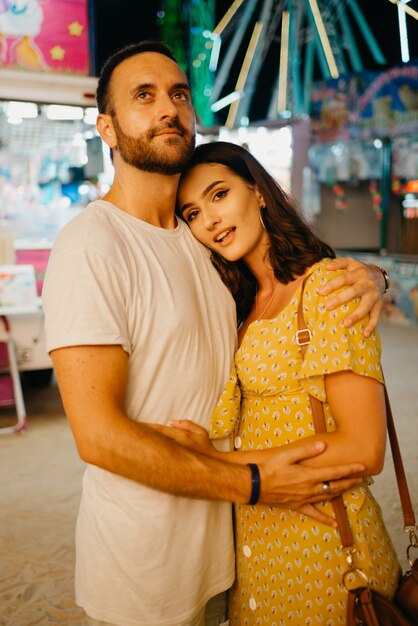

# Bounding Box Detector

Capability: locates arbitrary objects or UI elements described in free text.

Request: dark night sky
[91,1,418,122]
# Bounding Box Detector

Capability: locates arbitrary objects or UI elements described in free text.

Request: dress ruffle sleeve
[298,262,384,402]
[209,365,241,439]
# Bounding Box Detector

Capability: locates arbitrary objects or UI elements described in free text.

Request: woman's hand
[148,420,217,457]
[321,258,385,336]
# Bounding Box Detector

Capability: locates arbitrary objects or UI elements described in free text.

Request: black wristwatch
[377,266,390,294]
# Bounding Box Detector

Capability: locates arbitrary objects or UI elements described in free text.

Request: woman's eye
[213,189,228,201]
[186,210,199,222]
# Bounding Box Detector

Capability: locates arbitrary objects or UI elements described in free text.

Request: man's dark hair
[96,40,178,114]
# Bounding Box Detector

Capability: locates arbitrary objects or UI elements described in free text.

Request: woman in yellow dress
[172,141,401,625]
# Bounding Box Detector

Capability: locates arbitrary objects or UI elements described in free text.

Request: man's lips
[154,127,184,137]
[157,130,182,136]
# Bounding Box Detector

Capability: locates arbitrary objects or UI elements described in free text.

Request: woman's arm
[167,371,386,476]
[273,371,387,475]
[222,371,386,475]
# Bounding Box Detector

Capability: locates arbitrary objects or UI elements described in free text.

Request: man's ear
[96,113,117,149]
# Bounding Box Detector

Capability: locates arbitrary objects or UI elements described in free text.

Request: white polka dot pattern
[210,261,401,625]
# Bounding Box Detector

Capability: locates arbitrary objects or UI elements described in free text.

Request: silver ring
[322,480,331,494]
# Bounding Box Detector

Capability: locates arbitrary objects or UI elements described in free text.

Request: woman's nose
[203,209,221,230]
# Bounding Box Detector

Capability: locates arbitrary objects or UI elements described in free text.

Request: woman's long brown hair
[178,141,335,325]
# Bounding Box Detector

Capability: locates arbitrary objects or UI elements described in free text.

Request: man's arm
[322,258,387,336]
[51,344,365,507]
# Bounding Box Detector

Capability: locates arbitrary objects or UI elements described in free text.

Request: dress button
[243,545,252,557]
[249,596,257,611]
[234,436,242,449]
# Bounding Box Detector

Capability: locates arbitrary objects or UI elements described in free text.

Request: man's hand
[294,504,337,527]
[320,257,385,336]
[148,420,215,456]
[159,421,365,507]
[257,441,364,507]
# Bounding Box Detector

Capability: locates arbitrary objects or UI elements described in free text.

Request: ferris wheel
[192,0,418,128]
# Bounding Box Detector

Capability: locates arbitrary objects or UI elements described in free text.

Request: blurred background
[91,0,418,125]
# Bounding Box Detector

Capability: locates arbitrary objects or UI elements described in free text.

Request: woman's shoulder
[302,258,357,323]
[305,258,343,290]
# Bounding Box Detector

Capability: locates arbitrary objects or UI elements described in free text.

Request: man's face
[105,52,196,175]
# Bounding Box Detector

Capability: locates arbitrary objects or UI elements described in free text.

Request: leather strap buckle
[296,328,312,346]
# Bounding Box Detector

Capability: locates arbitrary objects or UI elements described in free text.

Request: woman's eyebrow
[180,180,225,214]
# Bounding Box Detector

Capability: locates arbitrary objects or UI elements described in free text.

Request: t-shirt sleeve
[209,365,241,440]
[298,264,384,401]
[43,245,131,355]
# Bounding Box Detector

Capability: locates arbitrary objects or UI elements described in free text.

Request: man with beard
[42,41,387,626]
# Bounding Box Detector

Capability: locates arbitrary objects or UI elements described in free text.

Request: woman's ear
[96,113,117,149]
[254,186,266,209]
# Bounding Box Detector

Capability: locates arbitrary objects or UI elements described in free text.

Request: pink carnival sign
[0,0,90,75]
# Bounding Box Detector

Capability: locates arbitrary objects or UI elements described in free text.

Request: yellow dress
[210,261,401,626]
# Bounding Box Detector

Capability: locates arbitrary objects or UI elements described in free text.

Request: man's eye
[173,91,188,100]
[137,92,150,99]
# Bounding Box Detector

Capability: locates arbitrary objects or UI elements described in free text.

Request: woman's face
[178,162,268,263]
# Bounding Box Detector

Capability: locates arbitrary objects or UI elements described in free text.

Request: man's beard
[112,116,195,175]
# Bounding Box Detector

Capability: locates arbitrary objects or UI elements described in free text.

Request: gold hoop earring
[259,210,266,230]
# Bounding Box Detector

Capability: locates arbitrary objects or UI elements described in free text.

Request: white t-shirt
[43,200,237,626]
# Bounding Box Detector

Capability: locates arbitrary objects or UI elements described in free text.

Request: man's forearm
[75,412,369,509]
[77,414,253,503]
[52,345,253,504]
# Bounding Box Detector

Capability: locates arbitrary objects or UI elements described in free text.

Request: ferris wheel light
[209,35,222,72]
[198,0,391,123]
[226,21,263,128]
[398,0,411,63]
[307,0,339,79]
[387,0,418,63]
[277,11,290,114]
[213,0,246,37]
[387,0,418,20]
[211,91,242,112]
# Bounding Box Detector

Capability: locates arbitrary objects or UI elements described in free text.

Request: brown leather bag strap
[296,276,415,546]
[297,277,355,548]
[383,385,416,526]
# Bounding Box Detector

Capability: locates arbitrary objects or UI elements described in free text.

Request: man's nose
[157,93,180,119]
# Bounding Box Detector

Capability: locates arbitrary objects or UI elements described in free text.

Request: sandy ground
[0,322,417,626]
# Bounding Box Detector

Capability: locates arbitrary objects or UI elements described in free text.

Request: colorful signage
[0,0,90,75]
[311,61,418,142]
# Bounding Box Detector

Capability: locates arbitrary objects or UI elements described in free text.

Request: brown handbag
[297,286,418,625]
